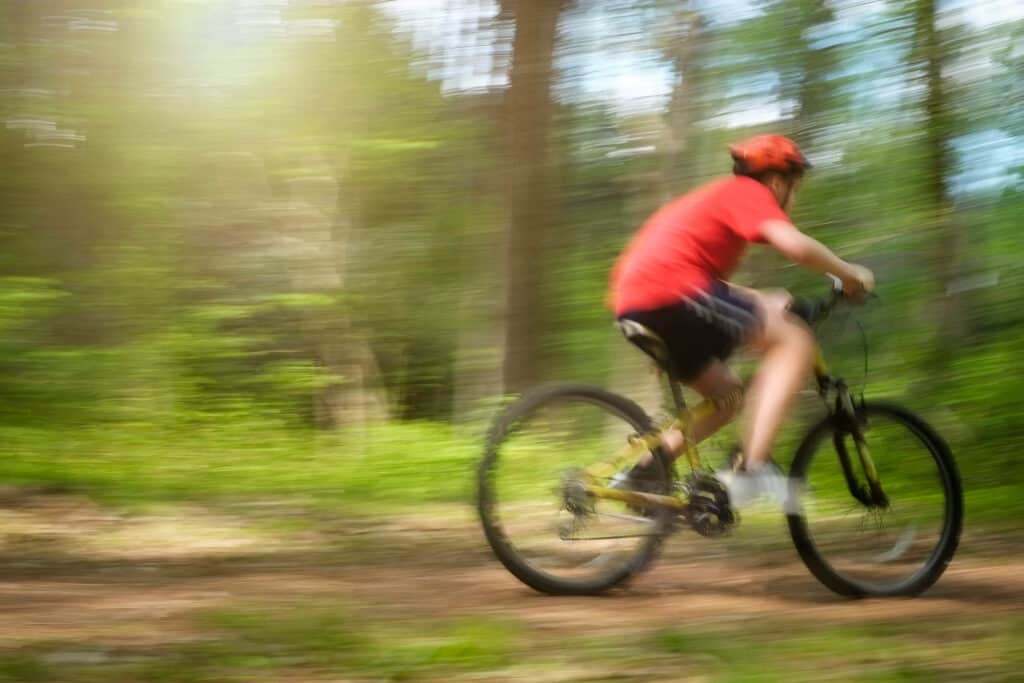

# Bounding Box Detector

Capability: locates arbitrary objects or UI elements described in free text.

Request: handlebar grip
[789,277,867,325]
[788,297,819,325]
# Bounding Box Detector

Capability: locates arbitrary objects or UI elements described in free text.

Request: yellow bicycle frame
[578,341,881,514]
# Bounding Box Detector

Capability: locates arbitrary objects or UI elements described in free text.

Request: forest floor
[1,490,1022,682]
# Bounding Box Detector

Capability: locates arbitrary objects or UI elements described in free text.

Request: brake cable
[856,318,869,401]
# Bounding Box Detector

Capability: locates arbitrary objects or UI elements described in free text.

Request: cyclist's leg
[738,289,816,467]
[659,360,743,455]
[620,285,756,463]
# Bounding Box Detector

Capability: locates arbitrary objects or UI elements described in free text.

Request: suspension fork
[832,381,889,508]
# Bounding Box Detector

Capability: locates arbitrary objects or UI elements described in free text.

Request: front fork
[832,382,889,509]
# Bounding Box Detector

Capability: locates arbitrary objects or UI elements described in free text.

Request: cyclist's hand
[842,264,874,301]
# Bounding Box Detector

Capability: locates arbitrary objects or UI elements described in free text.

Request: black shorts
[617,282,762,382]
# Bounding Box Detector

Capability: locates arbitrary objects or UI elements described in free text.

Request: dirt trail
[0,494,1020,649]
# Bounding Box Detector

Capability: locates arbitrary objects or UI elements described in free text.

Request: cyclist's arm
[760,220,859,283]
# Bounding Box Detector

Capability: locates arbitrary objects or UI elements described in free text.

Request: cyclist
[609,134,874,505]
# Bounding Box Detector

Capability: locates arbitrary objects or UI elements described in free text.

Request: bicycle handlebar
[788,274,851,326]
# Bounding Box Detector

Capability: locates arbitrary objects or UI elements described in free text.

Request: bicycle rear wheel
[787,402,962,597]
[477,383,674,595]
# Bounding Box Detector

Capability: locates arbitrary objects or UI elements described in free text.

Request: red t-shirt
[610,175,792,315]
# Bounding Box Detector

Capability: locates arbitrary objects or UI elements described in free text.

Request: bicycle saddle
[616,319,675,376]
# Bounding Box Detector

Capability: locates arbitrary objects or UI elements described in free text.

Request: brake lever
[825,273,878,307]
[825,273,843,296]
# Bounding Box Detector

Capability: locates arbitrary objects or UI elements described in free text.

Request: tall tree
[501,0,569,393]
[657,5,707,200]
[784,0,838,140]
[909,0,964,350]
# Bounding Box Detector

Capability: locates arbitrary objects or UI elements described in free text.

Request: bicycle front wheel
[788,402,962,597]
[477,383,674,595]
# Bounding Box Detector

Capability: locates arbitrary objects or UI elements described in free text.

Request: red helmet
[729,134,811,175]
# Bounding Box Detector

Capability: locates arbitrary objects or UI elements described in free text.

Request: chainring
[682,472,737,537]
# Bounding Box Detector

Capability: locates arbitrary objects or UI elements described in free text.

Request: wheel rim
[795,408,954,594]
[482,394,668,587]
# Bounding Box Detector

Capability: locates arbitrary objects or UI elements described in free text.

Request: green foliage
[0,1,1022,515]
[0,420,481,509]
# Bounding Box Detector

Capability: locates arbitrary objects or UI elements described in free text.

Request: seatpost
[669,372,686,413]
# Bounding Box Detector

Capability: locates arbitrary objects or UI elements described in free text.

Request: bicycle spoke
[788,403,961,596]
[478,385,674,594]
[872,523,917,563]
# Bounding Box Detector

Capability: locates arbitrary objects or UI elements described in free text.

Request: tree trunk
[791,0,836,141]
[209,149,388,428]
[658,8,705,202]
[911,0,965,352]
[501,0,566,393]
[282,155,388,427]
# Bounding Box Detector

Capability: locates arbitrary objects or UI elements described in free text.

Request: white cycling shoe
[716,460,802,515]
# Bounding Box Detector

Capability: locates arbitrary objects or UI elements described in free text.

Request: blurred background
[1,0,1022,680]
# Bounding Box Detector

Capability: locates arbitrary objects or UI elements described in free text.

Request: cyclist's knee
[689,362,744,419]
[710,384,745,419]
[759,288,794,315]
[754,301,815,359]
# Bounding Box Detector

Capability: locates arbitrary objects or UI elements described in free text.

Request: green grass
[0,608,522,683]
[0,421,483,512]
[640,618,1024,682]
[0,654,49,683]
[0,416,1020,524]
[4,611,1020,682]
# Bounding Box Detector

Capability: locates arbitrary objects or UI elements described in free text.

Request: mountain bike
[477,279,963,597]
